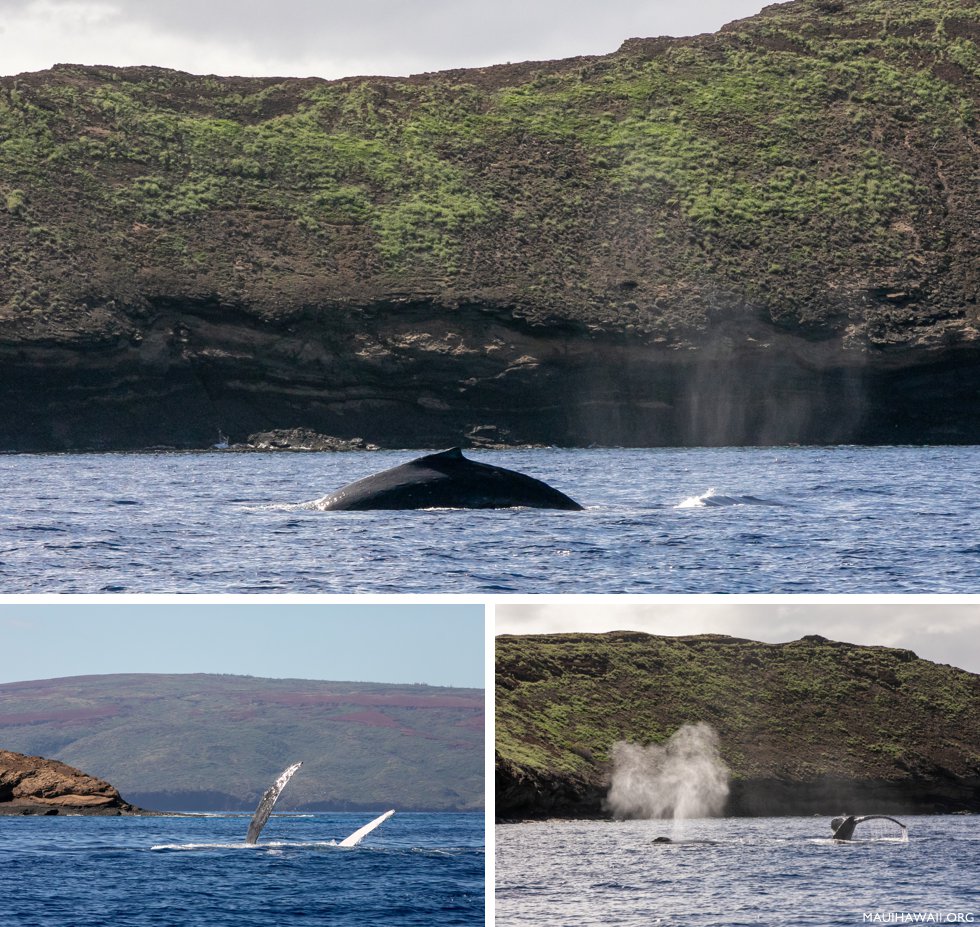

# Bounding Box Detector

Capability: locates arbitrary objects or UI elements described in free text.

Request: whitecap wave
[151,840,342,851]
[239,500,319,512]
[677,488,719,508]
[676,489,778,508]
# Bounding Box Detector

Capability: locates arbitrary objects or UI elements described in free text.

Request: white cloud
[1,0,785,78]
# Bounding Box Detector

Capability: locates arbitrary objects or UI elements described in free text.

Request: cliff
[0,673,484,811]
[0,0,978,449]
[0,748,141,814]
[495,632,980,818]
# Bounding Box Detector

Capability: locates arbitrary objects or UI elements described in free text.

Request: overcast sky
[0,603,485,687]
[0,0,786,79]
[495,602,980,675]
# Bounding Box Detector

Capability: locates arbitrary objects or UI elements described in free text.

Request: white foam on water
[676,488,717,508]
[242,501,317,512]
[151,840,343,851]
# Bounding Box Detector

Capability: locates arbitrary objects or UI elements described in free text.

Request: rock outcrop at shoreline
[0,749,142,815]
[496,633,980,819]
[0,0,978,450]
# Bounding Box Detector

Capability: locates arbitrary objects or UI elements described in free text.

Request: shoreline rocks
[0,749,145,816]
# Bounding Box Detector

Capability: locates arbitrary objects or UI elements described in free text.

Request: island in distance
[496,632,980,819]
[0,0,977,451]
[0,673,484,812]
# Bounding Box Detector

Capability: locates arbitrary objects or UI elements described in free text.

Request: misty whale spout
[315,447,583,511]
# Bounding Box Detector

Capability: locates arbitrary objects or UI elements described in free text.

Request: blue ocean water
[495,816,980,926]
[0,446,977,592]
[0,812,483,927]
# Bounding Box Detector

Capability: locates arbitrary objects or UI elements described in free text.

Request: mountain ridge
[0,672,484,811]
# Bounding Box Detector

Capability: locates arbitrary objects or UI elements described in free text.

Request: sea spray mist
[605,722,730,836]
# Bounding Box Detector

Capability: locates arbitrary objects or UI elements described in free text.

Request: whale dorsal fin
[419,447,465,463]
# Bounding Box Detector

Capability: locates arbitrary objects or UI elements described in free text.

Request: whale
[244,761,396,847]
[831,814,907,840]
[314,447,583,511]
[246,761,303,844]
[338,808,396,846]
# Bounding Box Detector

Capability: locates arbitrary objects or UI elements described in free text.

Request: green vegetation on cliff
[0,674,484,811]
[495,632,980,816]
[1,0,977,345]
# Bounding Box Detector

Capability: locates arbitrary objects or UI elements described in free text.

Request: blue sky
[0,603,485,688]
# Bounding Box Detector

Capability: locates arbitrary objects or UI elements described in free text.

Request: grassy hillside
[496,632,980,817]
[0,0,977,450]
[0,674,484,811]
[1,0,976,340]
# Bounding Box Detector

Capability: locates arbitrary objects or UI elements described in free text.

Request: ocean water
[0,445,977,592]
[495,816,980,926]
[0,812,483,927]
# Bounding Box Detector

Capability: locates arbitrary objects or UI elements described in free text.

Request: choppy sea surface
[0,812,483,927]
[495,816,979,926]
[0,446,977,592]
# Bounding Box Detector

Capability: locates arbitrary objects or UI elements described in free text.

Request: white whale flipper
[339,809,395,847]
[245,761,303,845]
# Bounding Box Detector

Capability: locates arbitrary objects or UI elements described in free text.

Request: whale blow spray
[606,723,729,820]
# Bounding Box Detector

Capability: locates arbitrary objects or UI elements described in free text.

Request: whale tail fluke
[245,761,303,845]
[339,809,396,847]
[831,814,907,841]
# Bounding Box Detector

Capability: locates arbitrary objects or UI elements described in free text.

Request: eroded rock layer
[0,749,141,815]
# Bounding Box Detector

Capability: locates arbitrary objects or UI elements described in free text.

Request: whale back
[317,448,582,511]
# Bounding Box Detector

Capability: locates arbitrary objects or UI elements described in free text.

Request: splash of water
[676,488,718,508]
[605,723,729,822]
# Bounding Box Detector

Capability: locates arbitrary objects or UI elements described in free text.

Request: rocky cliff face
[0,749,141,814]
[495,633,980,818]
[0,0,977,449]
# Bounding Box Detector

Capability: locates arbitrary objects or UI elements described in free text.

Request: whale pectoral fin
[338,809,395,847]
[245,761,302,845]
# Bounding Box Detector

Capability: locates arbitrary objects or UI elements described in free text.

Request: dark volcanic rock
[244,428,378,451]
[495,633,980,819]
[0,0,978,449]
[0,749,143,815]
